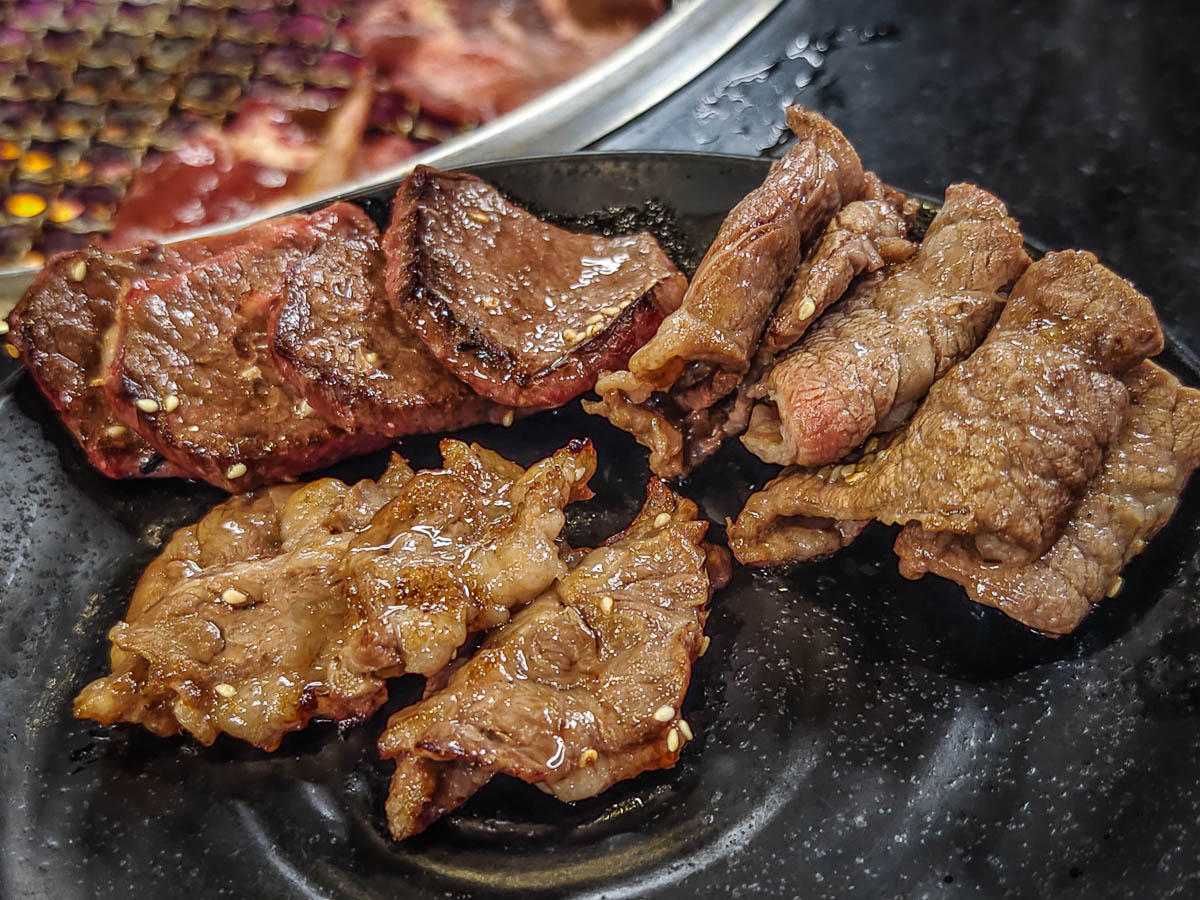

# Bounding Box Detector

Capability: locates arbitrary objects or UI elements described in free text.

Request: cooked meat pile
[384,166,686,408]
[6,169,682,491]
[584,107,872,477]
[379,478,721,841]
[74,439,597,750]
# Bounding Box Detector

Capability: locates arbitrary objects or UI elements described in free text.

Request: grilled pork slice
[383,165,685,408]
[378,479,717,842]
[108,203,387,492]
[267,202,514,435]
[728,250,1164,568]
[74,455,415,750]
[337,438,596,678]
[74,440,595,750]
[5,238,243,479]
[742,183,1030,467]
[894,361,1200,634]
[584,106,867,478]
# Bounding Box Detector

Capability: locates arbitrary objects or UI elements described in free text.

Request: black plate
[2,153,1199,899]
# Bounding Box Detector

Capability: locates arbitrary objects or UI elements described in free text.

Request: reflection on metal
[0,0,784,314]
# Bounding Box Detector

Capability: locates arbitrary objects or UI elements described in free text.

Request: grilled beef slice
[379,478,717,841]
[893,361,1200,634]
[742,183,1030,467]
[584,106,867,478]
[383,165,686,408]
[107,203,388,492]
[728,250,1163,568]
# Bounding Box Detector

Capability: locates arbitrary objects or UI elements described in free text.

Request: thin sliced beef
[108,203,388,492]
[742,183,1030,467]
[354,0,665,124]
[267,204,513,435]
[585,106,867,478]
[336,438,597,679]
[894,361,1200,634]
[378,478,717,841]
[5,236,244,479]
[74,455,415,750]
[728,250,1163,567]
[383,165,685,408]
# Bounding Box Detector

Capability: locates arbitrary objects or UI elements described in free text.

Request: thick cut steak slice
[742,183,1030,467]
[268,206,513,435]
[585,105,867,478]
[728,250,1163,567]
[894,361,1200,634]
[5,236,244,478]
[379,479,718,841]
[383,165,685,408]
[108,203,387,492]
[74,456,415,750]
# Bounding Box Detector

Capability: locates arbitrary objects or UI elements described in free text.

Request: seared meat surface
[339,438,597,678]
[378,479,718,841]
[74,440,595,749]
[384,165,685,409]
[895,361,1200,634]
[74,456,415,750]
[742,183,1030,467]
[729,250,1163,567]
[268,203,513,436]
[109,203,387,492]
[585,106,867,477]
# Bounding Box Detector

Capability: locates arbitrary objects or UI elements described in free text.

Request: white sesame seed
[135,398,159,413]
[214,683,237,698]
[365,351,380,365]
[601,306,620,317]
[599,595,614,614]
[0,320,8,335]
[562,328,582,344]
[501,410,515,428]
[221,587,249,606]
[162,394,180,413]
[1106,576,1124,598]
[69,260,87,282]
[666,727,680,752]
[797,298,816,320]
[586,314,603,326]
[699,635,711,657]
[480,296,500,310]
[845,471,867,484]
[652,704,675,722]
[103,425,127,438]
[226,462,248,480]
[678,719,694,741]
[188,425,200,432]
[297,399,314,417]
[579,748,598,767]
[467,210,489,223]
[575,464,588,481]
[618,298,632,310]
[653,512,671,528]
[239,364,262,381]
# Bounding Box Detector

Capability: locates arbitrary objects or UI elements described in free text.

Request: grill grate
[0,0,455,269]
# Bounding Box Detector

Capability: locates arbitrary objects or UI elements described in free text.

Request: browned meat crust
[894,361,1200,634]
[267,203,514,435]
[585,106,867,478]
[729,250,1163,568]
[383,165,686,408]
[108,203,389,492]
[378,478,715,841]
[742,183,1030,467]
[74,440,596,750]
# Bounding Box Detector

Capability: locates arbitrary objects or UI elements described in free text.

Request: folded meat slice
[108,203,388,492]
[383,165,685,408]
[336,438,597,679]
[894,361,1200,634]
[742,183,1030,467]
[267,203,513,436]
[378,478,717,841]
[4,236,243,479]
[74,455,415,750]
[728,250,1164,567]
[585,106,867,477]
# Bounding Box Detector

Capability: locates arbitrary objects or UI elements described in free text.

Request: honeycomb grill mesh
[0,0,440,269]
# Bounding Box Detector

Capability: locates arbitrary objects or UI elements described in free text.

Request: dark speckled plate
[2,154,1198,900]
